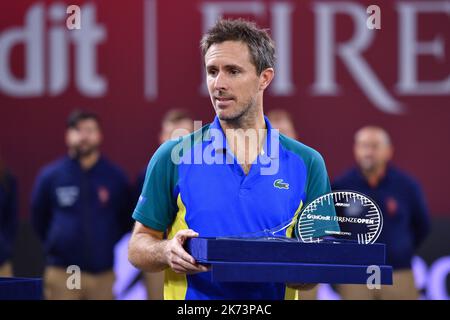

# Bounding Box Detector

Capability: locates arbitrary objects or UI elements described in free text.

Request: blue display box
[186,238,393,285]
[0,277,43,300]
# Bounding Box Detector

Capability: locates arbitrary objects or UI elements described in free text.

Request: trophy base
[209,261,393,284]
[186,237,393,285]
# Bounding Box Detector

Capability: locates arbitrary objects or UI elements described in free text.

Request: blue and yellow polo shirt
[132,116,332,300]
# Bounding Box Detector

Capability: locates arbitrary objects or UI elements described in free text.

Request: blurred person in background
[0,154,18,277]
[333,126,430,300]
[267,109,297,140]
[134,109,194,299]
[267,109,319,301]
[31,110,132,299]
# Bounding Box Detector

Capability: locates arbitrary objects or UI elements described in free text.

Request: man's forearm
[128,233,169,273]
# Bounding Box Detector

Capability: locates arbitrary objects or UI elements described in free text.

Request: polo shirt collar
[206,115,279,160]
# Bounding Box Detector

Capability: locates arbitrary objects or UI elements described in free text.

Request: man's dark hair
[200,18,276,75]
[66,109,100,129]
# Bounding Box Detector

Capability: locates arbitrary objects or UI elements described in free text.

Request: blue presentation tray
[0,277,43,300]
[186,238,393,285]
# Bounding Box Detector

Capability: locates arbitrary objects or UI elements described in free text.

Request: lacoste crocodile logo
[274,179,289,190]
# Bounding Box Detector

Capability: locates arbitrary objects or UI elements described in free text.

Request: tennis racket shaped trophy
[296,190,382,244]
[186,191,393,285]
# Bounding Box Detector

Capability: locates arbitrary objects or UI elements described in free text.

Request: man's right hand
[163,229,209,274]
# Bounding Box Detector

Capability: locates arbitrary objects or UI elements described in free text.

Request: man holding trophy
[128,19,333,300]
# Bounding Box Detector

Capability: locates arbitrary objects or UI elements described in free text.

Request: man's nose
[214,71,228,91]
[79,132,89,140]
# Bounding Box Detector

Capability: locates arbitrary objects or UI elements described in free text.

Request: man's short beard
[360,162,382,175]
[218,96,256,125]
[73,146,98,159]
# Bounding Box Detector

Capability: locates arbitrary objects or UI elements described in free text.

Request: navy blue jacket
[31,156,132,273]
[0,172,18,265]
[332,166,430,270]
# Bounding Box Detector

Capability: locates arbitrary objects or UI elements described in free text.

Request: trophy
[296,190,383,244]
[186,191,392,285]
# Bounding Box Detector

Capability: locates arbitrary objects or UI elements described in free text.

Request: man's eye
[230,69,240,75]
[208,69,218,76]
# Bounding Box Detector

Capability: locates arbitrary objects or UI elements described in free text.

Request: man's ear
[259,68,274,91]
[64,129,70,147]
[98,130,104,144]
[387,145,394,161]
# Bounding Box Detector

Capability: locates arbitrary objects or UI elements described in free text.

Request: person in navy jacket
[333,126,430,300]
[0,157,18,277]
[31,110,132,299]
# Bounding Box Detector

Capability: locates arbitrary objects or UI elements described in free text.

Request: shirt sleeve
[116,169,134,237]
[409,179,431,249]
[132,140,179,232]
[0,174,18,254]
[304,151,339,237]
[305,151,332,204]
[30,168,53,242]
